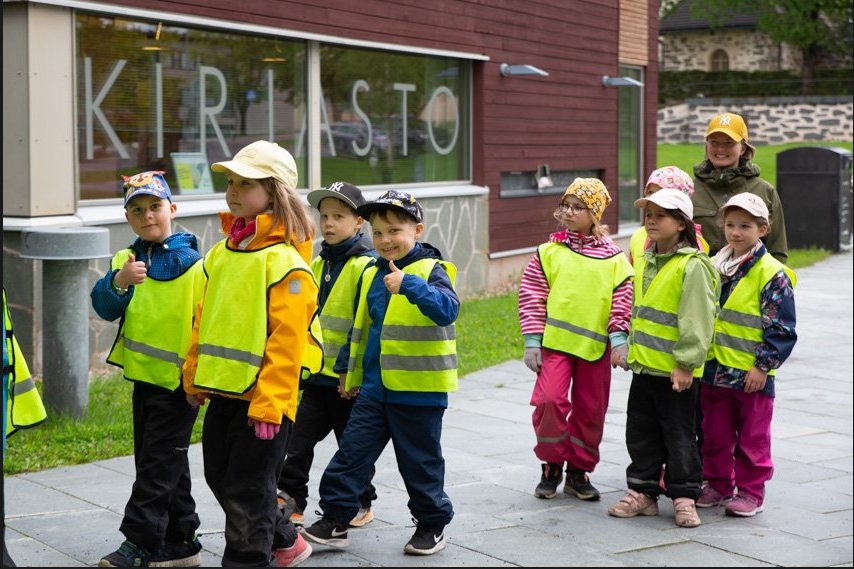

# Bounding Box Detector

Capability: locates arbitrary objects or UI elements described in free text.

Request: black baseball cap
[307,181,366,211]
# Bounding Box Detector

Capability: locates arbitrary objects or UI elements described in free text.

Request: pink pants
[701,384,774,503]
[530,347,611,473]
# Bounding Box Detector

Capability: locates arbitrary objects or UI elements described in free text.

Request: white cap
[721,192,769,222]
[212,141,298,189]
[634,187,694,219]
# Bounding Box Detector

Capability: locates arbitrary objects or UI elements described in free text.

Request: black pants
[203,396,297,567]
[120,382,200,551]
[277,383,377,511]
[624,373,702,500]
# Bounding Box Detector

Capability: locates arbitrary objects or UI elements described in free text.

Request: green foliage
[659,69,853,105]
[692,0,853,57]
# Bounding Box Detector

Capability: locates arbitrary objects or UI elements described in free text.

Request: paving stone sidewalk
[5,252,852,567]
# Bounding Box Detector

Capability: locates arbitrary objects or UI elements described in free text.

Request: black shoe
[149,535,202,567]
[564,469,601,501]
[301,516,349,548]
[534,462,563,499]
[403,525,446,555]
[99,540,152,567]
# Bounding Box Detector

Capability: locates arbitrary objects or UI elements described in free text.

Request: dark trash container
[777,146,853,252]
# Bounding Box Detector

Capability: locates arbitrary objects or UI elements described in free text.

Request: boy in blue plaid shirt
[91,171,206,567]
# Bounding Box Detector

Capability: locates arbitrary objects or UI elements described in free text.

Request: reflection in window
[76,14,306,199]
[318,45,470,187]
[710,49,729,72]
[617,66,643,226]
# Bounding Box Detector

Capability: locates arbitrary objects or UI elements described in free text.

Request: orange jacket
[182,212,318,425]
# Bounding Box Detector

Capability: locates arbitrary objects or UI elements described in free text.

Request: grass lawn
[657,141,853,186]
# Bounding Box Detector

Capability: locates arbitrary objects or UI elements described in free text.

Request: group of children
[85,111,796,566]
[90,141,457,567]
[524,112,797,530]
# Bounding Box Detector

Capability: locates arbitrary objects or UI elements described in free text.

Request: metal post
[20,226,111,418]
[41,259,90,417]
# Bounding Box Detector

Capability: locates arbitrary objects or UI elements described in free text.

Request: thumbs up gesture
[115,252,148,289]
[383,259,404,294]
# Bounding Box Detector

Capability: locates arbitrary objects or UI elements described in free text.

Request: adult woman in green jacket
[691,112,788,264]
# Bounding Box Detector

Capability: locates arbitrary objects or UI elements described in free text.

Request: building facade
[3,0,659,372]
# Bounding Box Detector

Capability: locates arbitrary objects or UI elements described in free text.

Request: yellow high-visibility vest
[538,242,633,361]
[345,258,458,393]
[107,249,205,391]
[713,253,796,376]
[4,288,47,438]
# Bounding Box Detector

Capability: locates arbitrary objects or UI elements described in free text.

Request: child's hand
[116,253,147,289]
[186,393,208,407]
[611,344,629,370]
[743,366,768,393]
[670,367,693,392]
[248,418,280,440]
[523,347,542,373]
[384,260,404,294]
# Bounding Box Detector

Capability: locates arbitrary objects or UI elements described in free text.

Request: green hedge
[659,69,853,105]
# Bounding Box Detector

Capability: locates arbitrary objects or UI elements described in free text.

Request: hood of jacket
[694,159,762,187]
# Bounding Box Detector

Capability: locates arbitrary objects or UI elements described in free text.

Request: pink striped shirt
[518,229,633,337]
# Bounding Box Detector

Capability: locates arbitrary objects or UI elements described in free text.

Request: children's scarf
[714,242,763,279]
[228,217,257,246]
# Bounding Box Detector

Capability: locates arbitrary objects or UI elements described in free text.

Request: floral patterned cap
[562,178,611,221]
[644,166,694,197]
[357,189,424,223]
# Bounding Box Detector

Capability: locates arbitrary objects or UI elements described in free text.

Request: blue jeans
[318,397,454,528]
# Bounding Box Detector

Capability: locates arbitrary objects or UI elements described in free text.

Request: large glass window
[317,45,470,187]
[76,14,306,200]
[617,65,643,226]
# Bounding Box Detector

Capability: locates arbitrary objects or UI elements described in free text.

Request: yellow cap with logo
[706,112,749,142]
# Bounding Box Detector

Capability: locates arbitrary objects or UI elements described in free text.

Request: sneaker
[564,469,601,501]
[348,506,374,527]
[301,516,349,548]
[697,484,732,508]
[273,533,312,567]
[673,497,702,528]
[99,540,152,567]
[725,493,764,517]
[403,525,446,555]
[277,491,305,526]
[150,536,202,567]
[534,462,563,499]
[607,490,659,518]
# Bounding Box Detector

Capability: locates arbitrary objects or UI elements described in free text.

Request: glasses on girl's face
[557,202,588,215]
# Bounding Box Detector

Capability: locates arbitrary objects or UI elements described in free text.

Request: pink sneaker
[274,533,312,567]
[725,493,763,517]
[696,484,732,508]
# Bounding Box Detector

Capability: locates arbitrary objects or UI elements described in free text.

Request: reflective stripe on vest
[194,240,320,394]
[713,254,796,376]
[628,253,707,378]
[311,255,373,378]
[346,258,458,392]
[4,289,47,437]
[538,242,634,361]
[107,249,204,391]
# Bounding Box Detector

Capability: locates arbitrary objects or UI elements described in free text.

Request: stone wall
[661,29,802,72]
[658,97,854,144]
